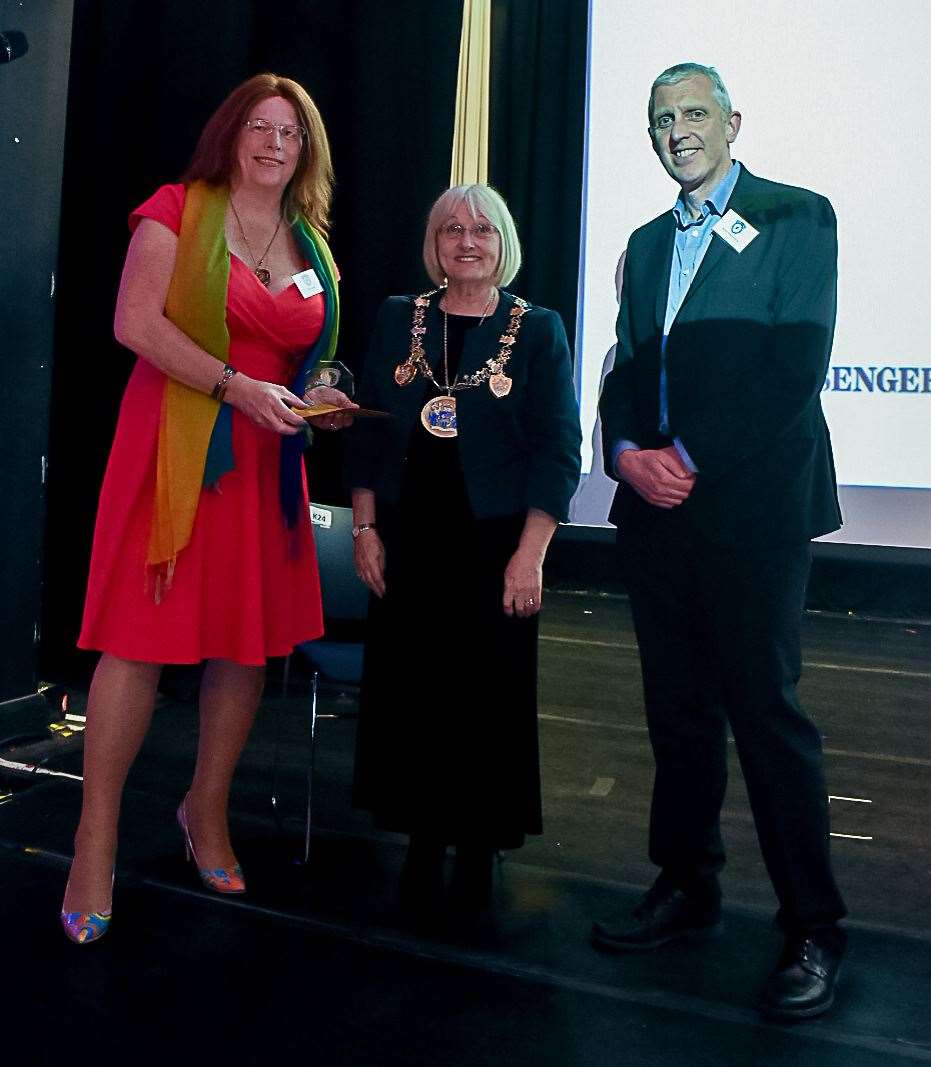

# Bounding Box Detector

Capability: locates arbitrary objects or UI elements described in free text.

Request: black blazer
[600,166,842,545]
[346,291,582,523]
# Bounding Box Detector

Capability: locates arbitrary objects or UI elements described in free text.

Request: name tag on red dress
[292,268,324,298]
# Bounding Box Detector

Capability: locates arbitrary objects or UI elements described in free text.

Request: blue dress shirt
[613,161,741,475]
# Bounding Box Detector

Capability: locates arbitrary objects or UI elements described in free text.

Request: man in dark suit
[593,62,847,1020]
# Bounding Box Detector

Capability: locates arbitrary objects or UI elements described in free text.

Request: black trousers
[618,503,846,933]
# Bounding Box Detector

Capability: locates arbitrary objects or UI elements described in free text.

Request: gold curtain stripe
[450,0,491,186]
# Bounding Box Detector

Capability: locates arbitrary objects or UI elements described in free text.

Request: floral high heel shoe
[60,871,114,946]
[176,797,246,894]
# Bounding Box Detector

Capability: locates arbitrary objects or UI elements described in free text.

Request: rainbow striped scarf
[149,180,339,590]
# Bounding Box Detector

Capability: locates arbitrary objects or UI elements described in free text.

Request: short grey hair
[649,63,733,126]
[422,183,522,288]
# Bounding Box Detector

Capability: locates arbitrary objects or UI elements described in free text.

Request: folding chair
[272,503,369,862]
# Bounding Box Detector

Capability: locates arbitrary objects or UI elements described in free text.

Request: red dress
[79,184,324,666]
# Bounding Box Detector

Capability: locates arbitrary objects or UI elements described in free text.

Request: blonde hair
[183,72,334,234]
[422,184,522,287]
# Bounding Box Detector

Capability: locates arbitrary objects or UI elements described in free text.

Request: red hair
[183,73,333,233]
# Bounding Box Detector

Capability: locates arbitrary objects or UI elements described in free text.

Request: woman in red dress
[60,74,354,944]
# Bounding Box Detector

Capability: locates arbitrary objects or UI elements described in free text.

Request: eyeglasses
[242,118,306,144]
[439,222,499,241]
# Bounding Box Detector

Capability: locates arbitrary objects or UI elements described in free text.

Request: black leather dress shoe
[759,931,846,1021]
[591,880,723,953]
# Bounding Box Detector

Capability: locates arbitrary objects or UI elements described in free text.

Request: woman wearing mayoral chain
[345,184,581,917]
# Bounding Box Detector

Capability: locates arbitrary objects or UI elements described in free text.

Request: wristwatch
[351,523,377,540]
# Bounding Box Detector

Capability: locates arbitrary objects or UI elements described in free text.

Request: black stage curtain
[0,0,74,701]
[489,0,588,346]
[256,0,463,506]
[40,0,462,679]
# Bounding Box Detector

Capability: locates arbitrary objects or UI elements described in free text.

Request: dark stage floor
[2,592,930,1065]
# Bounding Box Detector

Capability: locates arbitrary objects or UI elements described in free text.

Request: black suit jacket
[599,166,842,546]
[346,291,582,523]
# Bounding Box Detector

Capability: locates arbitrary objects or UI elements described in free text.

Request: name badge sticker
[292,268,324,298]
[712,210,759,253]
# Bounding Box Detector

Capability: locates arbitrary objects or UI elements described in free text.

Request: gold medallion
[420,395,457,437]
[394,362,417,387]
[489,373,512,398]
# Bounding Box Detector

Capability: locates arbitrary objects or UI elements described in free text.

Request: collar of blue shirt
[672,160,741,229]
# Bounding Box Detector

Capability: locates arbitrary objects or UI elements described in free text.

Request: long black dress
[353,315,542,849]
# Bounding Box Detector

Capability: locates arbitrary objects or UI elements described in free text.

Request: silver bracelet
[211,364,237,401]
